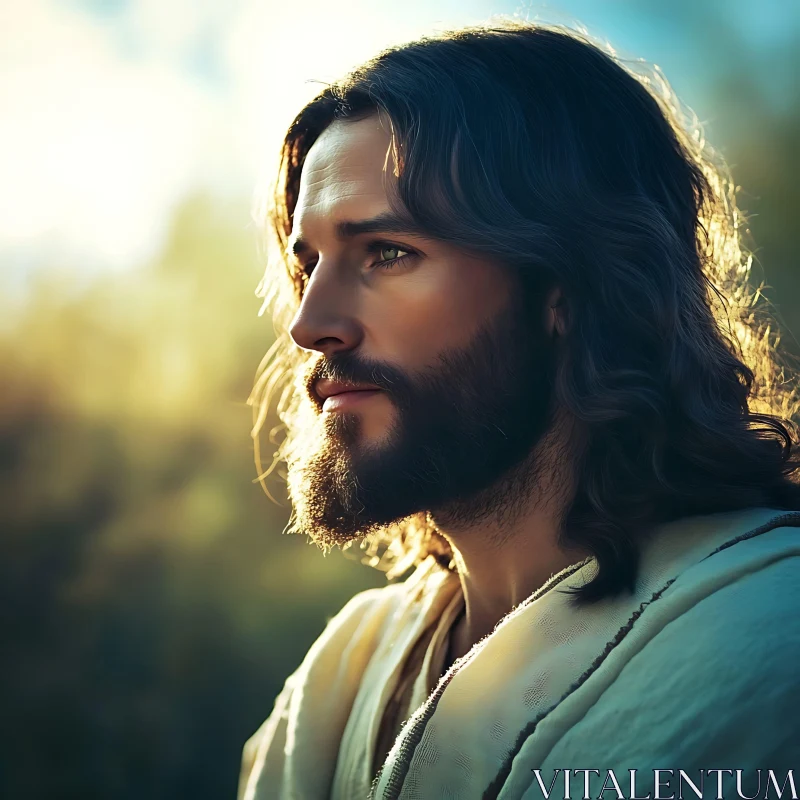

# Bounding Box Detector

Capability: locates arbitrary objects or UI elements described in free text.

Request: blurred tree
[0,195,384,799]
[640,0,800,354]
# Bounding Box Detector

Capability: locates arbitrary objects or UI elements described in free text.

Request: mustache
[304,352,414,407]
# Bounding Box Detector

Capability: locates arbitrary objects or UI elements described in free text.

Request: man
[240,22,800,800]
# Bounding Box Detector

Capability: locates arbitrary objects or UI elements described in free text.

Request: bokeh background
[2,1,799,797]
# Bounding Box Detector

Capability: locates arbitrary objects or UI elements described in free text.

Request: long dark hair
[248,21,800,603]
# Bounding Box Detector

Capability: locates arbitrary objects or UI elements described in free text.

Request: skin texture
[289,115,514,443]
[288,113,587,670]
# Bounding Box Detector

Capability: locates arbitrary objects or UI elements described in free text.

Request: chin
[325,407,398,453]
[354,427,396,455]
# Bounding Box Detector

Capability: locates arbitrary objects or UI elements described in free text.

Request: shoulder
[546,548,800,769]
[642,526,800,682]
[631,549,800,706]
[239,557,446,798]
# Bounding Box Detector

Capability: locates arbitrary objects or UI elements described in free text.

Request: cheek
[364,260,512,367]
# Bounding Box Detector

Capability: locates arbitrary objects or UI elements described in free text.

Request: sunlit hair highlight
[247,20,800,602]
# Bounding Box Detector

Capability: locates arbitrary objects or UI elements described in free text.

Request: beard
[284,287,559,550]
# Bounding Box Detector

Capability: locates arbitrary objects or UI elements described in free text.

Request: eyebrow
[287,211,428,259]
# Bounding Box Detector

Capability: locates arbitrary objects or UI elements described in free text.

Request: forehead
[294,115,397,225]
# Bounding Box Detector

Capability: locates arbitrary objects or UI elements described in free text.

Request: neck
[432,409,588,664]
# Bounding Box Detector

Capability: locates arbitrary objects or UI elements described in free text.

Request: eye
[379,245,403,261]
[367,241,416,271]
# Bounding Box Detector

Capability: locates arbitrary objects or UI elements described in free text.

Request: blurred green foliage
[2,18,800,798]
[0,196,384,799]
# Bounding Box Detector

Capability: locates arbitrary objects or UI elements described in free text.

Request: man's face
[285,114,558,547]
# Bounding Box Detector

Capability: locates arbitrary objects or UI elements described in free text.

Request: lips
[314,378,383,405]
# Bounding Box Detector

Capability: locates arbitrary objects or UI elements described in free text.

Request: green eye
[366,240,416,271]
[380,246,401,261]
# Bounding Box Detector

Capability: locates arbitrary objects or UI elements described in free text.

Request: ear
[544,286,567,338]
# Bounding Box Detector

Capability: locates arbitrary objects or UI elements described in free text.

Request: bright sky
[1,0,796,277]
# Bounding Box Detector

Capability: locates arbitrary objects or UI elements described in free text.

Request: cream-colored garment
[366,591,464,798]
[240,507,800,800]
[239,556,462,800]
[344,586,465,797]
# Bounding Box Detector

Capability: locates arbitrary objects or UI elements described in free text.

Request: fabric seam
[480,512,800,800]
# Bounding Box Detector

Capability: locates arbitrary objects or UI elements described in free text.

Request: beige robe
[240,507,800,799]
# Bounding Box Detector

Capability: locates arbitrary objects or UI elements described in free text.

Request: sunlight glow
[0,0,471,272]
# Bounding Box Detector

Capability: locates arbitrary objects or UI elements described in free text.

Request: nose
[288,265,363,358]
